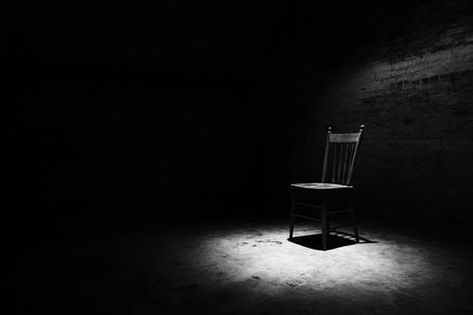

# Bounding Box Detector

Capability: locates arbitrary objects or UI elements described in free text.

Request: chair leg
[289,193,295,239]
[321,196,328,250]
[289,208,295,239]
[349,195,360,243]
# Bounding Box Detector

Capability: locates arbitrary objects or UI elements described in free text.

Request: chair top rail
[329,133,360,143]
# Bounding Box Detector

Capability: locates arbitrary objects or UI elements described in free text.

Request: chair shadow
[288,231,377,251]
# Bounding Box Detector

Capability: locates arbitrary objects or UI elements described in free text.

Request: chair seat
[291,182,353,190]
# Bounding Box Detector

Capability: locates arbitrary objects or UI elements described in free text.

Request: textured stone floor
[15,218,473,314]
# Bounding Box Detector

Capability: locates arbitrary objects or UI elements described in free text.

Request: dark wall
[291,0,473,221]
[9,2,294,219]
[11,74,270,205]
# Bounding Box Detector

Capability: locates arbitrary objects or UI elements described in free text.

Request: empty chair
[289,124,365,250]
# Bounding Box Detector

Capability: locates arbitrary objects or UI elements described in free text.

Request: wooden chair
[289,125,365,250]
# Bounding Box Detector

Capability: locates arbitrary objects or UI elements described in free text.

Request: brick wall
[295,1,473,220]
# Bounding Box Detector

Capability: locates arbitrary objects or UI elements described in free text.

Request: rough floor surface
[16,219,473,314]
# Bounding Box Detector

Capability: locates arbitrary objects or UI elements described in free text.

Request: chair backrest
[321,124,365,186]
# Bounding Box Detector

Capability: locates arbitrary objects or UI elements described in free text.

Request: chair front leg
[321,195,328,250]
[289,190,295,239]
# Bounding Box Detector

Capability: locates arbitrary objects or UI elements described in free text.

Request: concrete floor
[15,217,473,314]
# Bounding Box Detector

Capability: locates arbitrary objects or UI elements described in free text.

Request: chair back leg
[349,196,360,242]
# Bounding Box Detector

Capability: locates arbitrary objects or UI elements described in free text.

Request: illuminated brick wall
[302,1,473,219]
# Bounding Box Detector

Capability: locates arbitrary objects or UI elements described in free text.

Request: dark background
[8,0,473,240]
